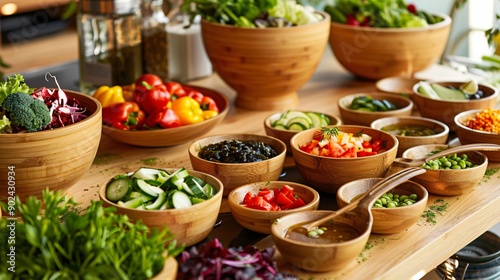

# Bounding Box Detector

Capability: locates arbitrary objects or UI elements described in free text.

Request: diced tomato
[300,140,319,153]
[358,150,377,157]
[340,147,356,158]
[242,192,254,205]
[247,196,274,211]
[275,192,293,206]
[282,197,306,210]
[258,189,274,203]
[280,185,294,196]
[370,139,385,152]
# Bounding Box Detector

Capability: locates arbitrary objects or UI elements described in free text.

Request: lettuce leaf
[0,74,33,105]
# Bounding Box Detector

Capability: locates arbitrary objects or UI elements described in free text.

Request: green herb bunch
[0,189,184,280]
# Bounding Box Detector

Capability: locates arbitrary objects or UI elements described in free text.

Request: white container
[167,23,212,82]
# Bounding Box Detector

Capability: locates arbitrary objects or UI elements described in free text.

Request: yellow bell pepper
[93,85,126,107]
[202,110,218,120]
[171,96,204,125]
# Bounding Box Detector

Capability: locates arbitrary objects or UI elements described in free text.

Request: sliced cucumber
[135,179,160,198]
[306,112,323,128]
[184,176,208,199]
[131,167,163,181]
[319,114,331,126]
[106,177,132,202]
[203,184,215,198]
[287,122,308,131]
[124,191,142,201]
[160,168,190,191]
[273,123,287,130]
[190,197,206,205]
[118,195,151,209]
[145,191,167,210]
[287,117,311,129]
[169,191,193,209]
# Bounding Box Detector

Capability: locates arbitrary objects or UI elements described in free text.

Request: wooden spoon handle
[391,143,500,168]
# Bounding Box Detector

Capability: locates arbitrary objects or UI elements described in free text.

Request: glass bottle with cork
[77,0,143,94]
[141,0,170,81]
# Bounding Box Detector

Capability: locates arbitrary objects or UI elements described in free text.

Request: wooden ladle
[291,167,426,235]
[390,143,500,169]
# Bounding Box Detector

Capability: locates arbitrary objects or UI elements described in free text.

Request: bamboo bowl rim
[455,109,500,136]
[331,12,451,32]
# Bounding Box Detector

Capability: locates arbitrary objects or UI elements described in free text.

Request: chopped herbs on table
[421,199,449,224]
[0,189,183,280]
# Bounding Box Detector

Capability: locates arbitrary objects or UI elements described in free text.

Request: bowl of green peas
[401,144,488,196]
[337,178,428,234]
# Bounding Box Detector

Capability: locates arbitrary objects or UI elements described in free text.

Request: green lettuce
[0,74,33,105]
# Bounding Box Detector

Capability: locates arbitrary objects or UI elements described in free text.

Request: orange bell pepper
[171,96,204,125]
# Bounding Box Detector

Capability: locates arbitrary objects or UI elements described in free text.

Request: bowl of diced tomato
[290,125,399,194]
[228,181,320,234]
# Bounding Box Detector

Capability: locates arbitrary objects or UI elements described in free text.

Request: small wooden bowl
[329,13,451,80]
[102,85,229,147]
[412,81,498,131]
[151,257,177,280]
[376,76,422,96]
[264,111,342,154]
[371,116,449,157]
[399,146,488,196]
[290,125,398,193]
[228,181,320,234]
[188,134,287,196]
[0,90,102,203]
[455,109,500,162]
[201,12,330,111]
[337,178,428,234]
[271,210,371,272]
[337,92,413,126]
[99,169,223,246]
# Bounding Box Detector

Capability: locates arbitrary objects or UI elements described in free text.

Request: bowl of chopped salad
[290,125,398,193]
[455,109,500,162]
[0,74,102,202]
[324,0,451,80]
[183,0,331,110]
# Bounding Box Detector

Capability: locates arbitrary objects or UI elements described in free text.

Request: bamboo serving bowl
[412,81,498,131]
[228,181,320,234]
[201,12,330,111]
[264,111,342,154]
[101,85,229,147]
[99,169,223,247]
[337,92,413,126]
[376,76,422,96]
[455,109,500,162]
[290,125,398,194]
[398,145,488,196]
[337,178,428,234]
[329,12,451,80]
[370,116,449,157]
[0,90,102,203]
[188,134,287,196]
[271,210,371,272]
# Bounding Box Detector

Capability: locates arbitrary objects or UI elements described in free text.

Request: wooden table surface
[67,49,500,280]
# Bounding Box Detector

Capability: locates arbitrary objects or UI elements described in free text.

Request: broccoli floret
[2,92,51,132]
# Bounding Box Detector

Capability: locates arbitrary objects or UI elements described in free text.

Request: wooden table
[68,49,500,280]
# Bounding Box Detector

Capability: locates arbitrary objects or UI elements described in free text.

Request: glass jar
[141,0,169,80]
[77,0,143,94]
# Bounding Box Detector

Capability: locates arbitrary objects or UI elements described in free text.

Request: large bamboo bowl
[337,178,428,234]
[271,210,371,272]
[188,134,287,196]
[337,92,413,126]
[0,90,102,203]
[228,181,320,234]
[101,85,229,147]
[99,169,223,247]
[329,13,451,80]
[264,111,342,154]
[290,125,398,193]
[371,116,449,157]
[455,109,500,162]
[201,12,330,111]
[397,145,488,196]
[412,81,498,131]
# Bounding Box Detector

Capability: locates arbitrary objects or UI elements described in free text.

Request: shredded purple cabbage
[177,239,297,280]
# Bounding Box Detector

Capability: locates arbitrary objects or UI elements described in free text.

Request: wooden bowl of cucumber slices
[264,110,342,154]
[98,167,223,246]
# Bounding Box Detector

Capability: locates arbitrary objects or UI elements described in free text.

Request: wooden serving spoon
[390,143,500,169]
[290,167,426,235]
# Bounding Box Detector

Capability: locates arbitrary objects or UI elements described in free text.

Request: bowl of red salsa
[290,125,399,193]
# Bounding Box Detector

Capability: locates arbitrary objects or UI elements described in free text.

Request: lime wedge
[460,79,479,95]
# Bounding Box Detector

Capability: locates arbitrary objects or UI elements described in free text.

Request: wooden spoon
[390,143,500,168]
[291,167,426,235]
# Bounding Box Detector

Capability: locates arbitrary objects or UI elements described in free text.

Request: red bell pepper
[200,96,219,113]
[185,86,204,104]
[165,81,187,100]
[144,107,181,129]
[133,81,171,115]
[135,73,163,87]
[241,185,305,211]
[102,101,145,130]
